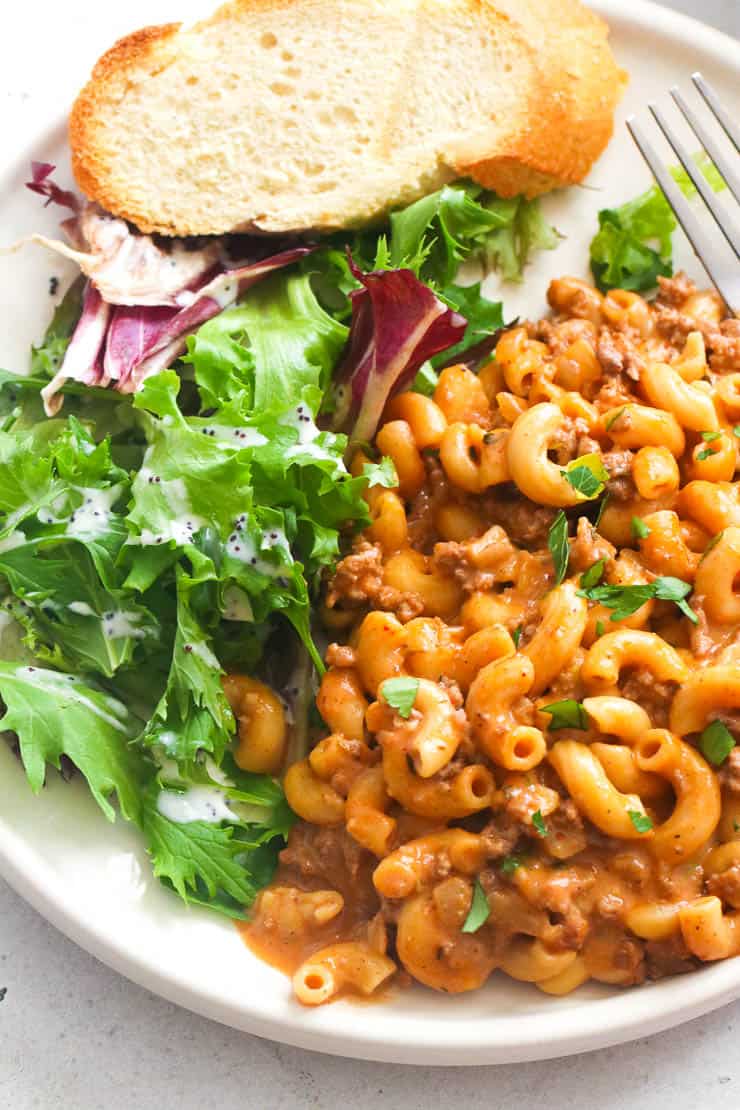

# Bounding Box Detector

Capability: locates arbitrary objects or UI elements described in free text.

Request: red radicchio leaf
[26,162,80,214]
[41,283,111,414]
[119,246,314,392]
[103,305,181,386]
[331,256,467,444]
[41,247,314,411]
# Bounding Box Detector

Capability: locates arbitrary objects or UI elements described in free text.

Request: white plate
[0,0,739,1067]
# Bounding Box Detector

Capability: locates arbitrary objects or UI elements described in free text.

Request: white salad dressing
[211,278,238,310]
[203,757,233,787]
[67,485,122,540]
[35,486,120,537]
[225,522,290,576]
[280,403,337,463]
[68,601,95,616]
[36,491,70,526]
[199,424,268,448]
[0,531,26,553]
[102,610,149,640]
[157,755,233,790]
[134,468,206,546]
[184,638,220,668]
[222,585,254,622]
[261,527,290,554]
[14,665,130,732]
[156,785,235,824]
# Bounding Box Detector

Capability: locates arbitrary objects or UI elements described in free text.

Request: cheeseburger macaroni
[240,274,740,1003]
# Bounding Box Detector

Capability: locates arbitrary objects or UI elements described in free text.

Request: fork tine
[626,116,740,314]
[649,102,740,257]
[670,86,740,201]
[692,73,740,152]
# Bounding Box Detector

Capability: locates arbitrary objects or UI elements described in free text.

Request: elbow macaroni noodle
[242,278,740,1004]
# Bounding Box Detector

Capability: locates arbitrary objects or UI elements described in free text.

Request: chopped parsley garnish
[500,854,525,876]
[628,810,654,834]
[461,878,491,933]
[532,810,548,837]
[548,510,570,585]
[542,699,589,731]
[380,676,420,719]
[734,426,740,439]
[593,494,610,528]
[561,453,609,500]
[578,575,698,624]
[631,516,651,540]
[699,720,736,767]
[580,558,606,590]
[363,457,398,488]
[595,619,606,638]
[577,583,654,621]
[653,576,700,624]
[511,625,522,648]
[696,430,721,462]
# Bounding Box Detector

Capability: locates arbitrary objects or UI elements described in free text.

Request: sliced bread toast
[69,0,626,236]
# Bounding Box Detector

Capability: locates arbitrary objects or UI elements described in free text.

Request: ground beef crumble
[433,525,519,593]
[596,327,644,380]
[620,672,675,728]
[479,813,521,859]
[709,318,740,372]
[655,272,697,307]
[485,491,557,549]
[708,864,740,910]
[612,937,646,985]
[326,541,424,622]
[602,448,637,502]
[568,517,616,573]
[280,824,370,894]
[545,800,588,858]
[645,936,699,979]
[406,453,448,551]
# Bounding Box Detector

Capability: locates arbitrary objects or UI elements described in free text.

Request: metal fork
[627,72,740,314]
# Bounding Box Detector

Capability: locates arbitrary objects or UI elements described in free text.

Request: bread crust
[68,0,626,235]
[70,23,182,229]
[454,0,627,197]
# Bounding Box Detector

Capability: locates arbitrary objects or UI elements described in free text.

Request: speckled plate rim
[1,0,739,1067]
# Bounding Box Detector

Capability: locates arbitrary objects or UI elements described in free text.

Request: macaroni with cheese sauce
[238,273,740,1004]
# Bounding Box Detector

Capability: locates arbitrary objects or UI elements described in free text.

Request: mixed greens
[0,288,366,917]
[0,173,558,918]
[589,151,726,292]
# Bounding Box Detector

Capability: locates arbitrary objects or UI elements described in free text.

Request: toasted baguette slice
[70,0,626,237]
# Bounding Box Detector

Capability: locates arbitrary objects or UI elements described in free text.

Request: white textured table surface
[2,1,740,1107]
